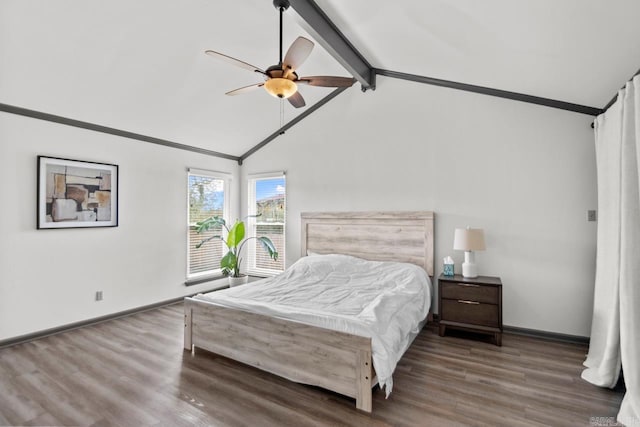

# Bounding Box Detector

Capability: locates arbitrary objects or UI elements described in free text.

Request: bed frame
[184,211,434,412]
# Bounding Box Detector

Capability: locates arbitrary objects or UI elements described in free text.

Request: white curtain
[583,75,640,425]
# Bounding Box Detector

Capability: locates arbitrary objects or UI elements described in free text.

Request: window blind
[187,172,227,277]
[247,174,286,275]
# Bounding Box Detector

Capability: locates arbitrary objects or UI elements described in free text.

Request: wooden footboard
[184,297,374,412]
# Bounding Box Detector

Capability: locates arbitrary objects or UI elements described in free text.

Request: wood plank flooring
[0,303,623,426]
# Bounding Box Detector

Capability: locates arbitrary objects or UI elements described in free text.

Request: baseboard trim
[0,289,218,349]
[504,325,590,344]
[3,302,590,349]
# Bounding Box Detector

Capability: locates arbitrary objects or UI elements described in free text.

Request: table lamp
[453,227,486,278]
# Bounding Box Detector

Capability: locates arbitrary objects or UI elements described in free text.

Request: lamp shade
[264,78,298,99]
[453,228,486,251]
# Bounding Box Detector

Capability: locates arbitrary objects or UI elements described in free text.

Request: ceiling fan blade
[225,83,264,96]
[298,76,356,87]
[283,37,314,75]
[287,91,306,108]
[205,50,265,75]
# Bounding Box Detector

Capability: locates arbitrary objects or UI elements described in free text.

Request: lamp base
[462,251,479,278]
[461,262,478,278]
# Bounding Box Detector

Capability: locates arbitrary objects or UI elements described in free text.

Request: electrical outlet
[587,210,597,222]
[95,291,103,301]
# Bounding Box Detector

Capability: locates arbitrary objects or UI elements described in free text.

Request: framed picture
[37,156,118,229]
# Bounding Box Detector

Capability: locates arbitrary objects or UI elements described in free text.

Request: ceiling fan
[204,0,355,108]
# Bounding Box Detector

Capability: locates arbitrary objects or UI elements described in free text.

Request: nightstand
[438,273,503,346]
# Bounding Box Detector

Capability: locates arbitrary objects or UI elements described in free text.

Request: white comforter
[195,254,432,395]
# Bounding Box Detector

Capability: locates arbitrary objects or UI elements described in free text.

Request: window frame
[246,172,286,277]
[186,168,231,282]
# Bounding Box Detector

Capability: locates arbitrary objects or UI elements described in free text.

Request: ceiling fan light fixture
[264,78,297,99]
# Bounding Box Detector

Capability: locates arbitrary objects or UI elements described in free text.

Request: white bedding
[195,254,432,395]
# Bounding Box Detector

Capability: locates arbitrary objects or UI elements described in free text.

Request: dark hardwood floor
[0,303,623,426]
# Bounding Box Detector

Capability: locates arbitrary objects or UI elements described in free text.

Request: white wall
[241,76,597,337]
[0,112,238,341]
[0,75,598,340]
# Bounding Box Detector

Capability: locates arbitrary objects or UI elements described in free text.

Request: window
[187,169,230,280]
[247,173,286,276]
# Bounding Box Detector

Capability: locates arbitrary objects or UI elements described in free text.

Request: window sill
[184,274,225,287]
[246,270,283,278]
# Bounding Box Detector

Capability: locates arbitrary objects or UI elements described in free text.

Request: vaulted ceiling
[2,1,639,158]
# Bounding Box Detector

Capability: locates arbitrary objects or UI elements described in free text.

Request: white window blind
[247,173,286,276]
[187,169,230,279]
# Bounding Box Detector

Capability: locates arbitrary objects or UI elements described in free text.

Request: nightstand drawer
[441,282,499,304]
[441,299,499,327]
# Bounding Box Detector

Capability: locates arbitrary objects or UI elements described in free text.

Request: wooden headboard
[300,211,435,276]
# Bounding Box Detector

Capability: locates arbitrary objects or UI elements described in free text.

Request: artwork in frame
[37,156,118,229]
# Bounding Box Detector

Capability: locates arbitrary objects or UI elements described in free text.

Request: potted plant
[195,215,278,286]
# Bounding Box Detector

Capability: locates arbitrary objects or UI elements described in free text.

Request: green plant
[195,215,278,278]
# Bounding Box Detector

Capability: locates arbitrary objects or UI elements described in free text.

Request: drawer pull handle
[457,283,480,287]
[458,300,480,305]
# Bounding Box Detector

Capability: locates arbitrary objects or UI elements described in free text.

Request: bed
[183,211,434,412]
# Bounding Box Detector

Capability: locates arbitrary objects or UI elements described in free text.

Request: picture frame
[37,156,119,229]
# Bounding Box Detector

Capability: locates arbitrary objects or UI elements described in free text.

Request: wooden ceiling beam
[288,0,375,92]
